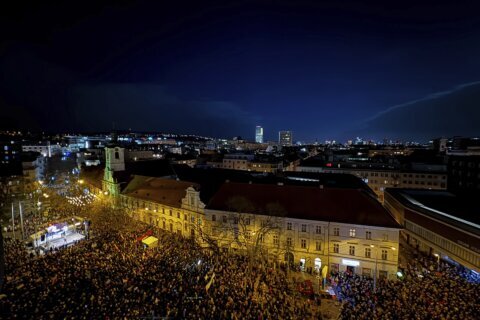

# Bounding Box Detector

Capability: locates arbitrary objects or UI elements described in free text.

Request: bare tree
[220,197,286,269]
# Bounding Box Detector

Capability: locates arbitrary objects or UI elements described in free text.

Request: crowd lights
[66,193,96,206]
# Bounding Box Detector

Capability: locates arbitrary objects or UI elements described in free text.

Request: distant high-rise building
[279,131,293,146]
[255,126,263,143]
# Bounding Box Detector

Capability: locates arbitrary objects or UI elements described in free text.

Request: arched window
[115,151,119,159]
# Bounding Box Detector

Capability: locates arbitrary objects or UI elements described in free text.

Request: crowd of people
[1,200,321,319]
[3,182,480,319]
[335,251,480,319]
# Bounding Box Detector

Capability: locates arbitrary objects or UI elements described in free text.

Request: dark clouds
[2,1,480,141]
[354,82,480,140]
[70,84,258,138]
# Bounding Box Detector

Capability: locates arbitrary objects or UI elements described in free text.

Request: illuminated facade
[279,131,293,146]
[255,126,263,144]
[84,149,401,280]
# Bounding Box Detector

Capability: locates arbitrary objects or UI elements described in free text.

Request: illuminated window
[349,228,356,237]
[333,227,339,236]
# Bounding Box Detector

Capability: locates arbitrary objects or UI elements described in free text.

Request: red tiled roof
[207,182,400,228]
[122,175,199,208]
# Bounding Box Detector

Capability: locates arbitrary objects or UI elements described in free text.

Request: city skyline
[1,1,480,141]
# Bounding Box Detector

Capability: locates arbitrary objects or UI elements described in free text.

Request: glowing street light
[78,179,84,184]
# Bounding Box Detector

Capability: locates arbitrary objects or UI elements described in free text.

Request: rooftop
[385,188,480,234]
[207,182,401,228]
[122,175,199,208]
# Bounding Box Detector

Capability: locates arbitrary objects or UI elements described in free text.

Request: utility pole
[11,203,15,240]
[19,202,25,240]
[371,245,378,291]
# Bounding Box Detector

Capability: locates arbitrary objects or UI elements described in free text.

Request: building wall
[204,209,399,279]
[384,194,480,273]
[117,188,204,239]
[297,166,447,202]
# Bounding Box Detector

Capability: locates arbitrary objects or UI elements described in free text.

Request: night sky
[1,0,480,142]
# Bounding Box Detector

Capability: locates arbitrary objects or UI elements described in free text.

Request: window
[169,210,172,216]
[287,237,293,247]
[366,231,372,240]
[316,241,322,251]
[301,224,307,232]
[349,246,355,256]
[333,227,339,236]
[382,234,388,241]
[273,235,279,245]
[169,223,173,232]
[287,222,292,230]
[191,216,195,223]
[333,243,339,253]
[381,250,388,260]
[301,239,307,249]
[315,225,321,234]
[212,214,216,222]
[233,217,239,224]
[162,221,166,229]
[349,228,356,237]
[365,248,371,258]
[245,217,250,225]
[115,151,119,159]
[223,215,227,223]
[177,212,180,219]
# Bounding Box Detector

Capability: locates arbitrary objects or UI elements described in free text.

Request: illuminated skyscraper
[279,130,293,146]
[255,126,263,143]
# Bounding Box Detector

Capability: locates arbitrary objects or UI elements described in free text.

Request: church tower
[105,147,125,171]
[103,146,125,197]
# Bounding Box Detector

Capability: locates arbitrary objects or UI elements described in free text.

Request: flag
[205,273,215,292]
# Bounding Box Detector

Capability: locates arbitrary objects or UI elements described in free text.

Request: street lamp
[434,253,440,270]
